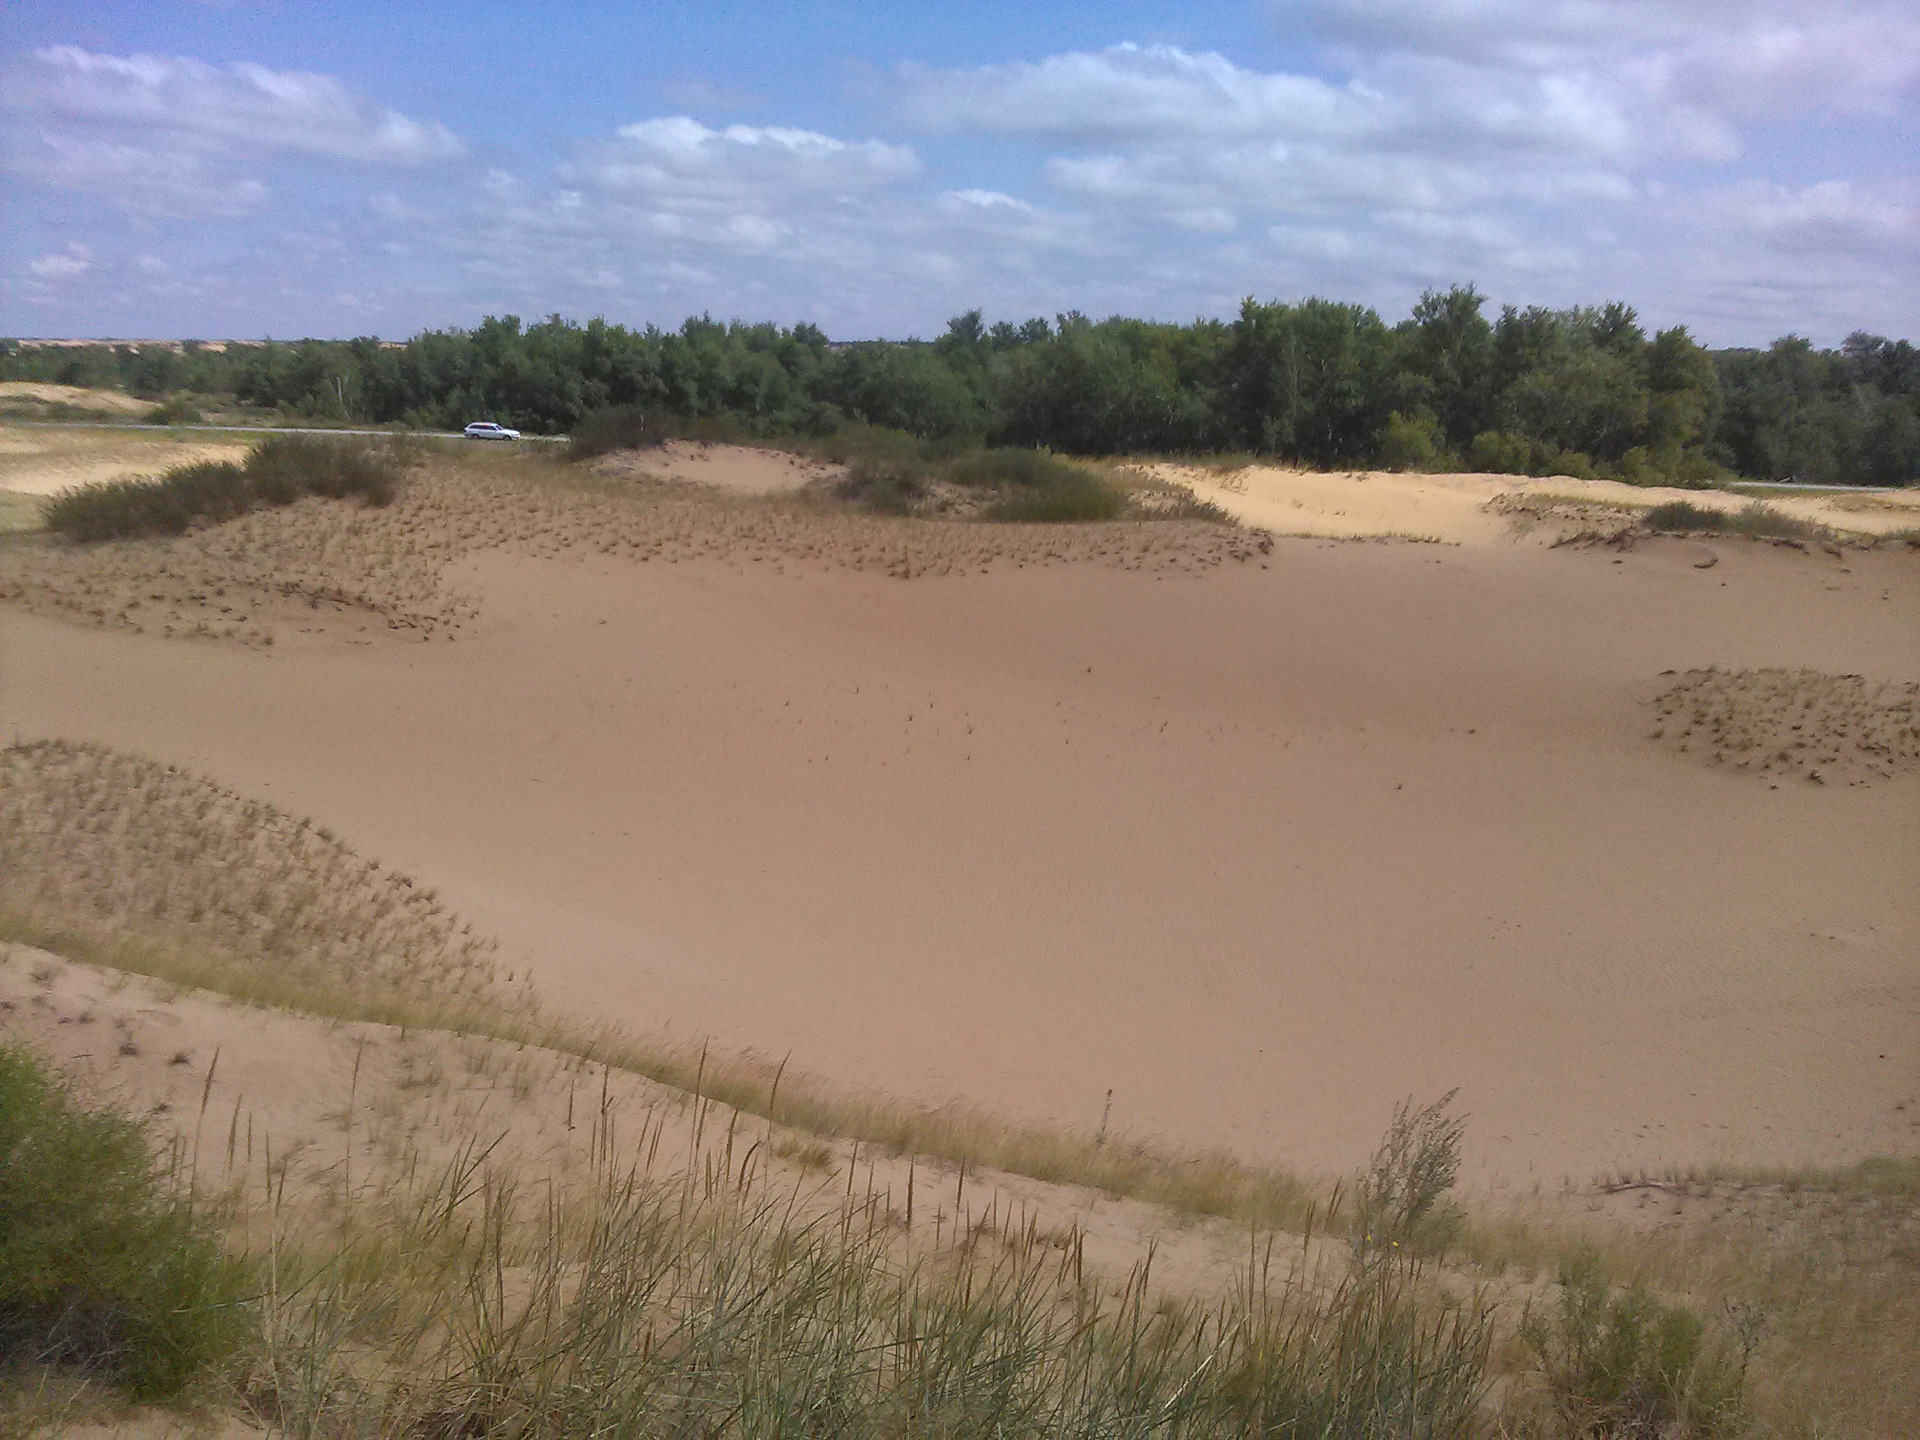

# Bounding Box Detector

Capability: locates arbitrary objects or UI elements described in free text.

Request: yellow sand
[1146,462,1920,543]
[0,427,251,496]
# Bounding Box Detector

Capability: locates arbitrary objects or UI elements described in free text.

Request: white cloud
[898,44,1659,233]
[1287,2,1920,119]
[1,46,463,216]
[575,118,919,204]
[29,244,93,280]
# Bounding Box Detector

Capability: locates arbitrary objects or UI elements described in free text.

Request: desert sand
[3,444,1914,1191]
[593,439,843,494]
[0,426,250,496]
[0,381,153,416]
[1146,460,1920,544]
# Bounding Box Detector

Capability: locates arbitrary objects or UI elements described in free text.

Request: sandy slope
[592,439,843,494]
[0,427,250,496]
[4,505,1915,1187]
[0,382,151,416]
[1146,461,1920,543]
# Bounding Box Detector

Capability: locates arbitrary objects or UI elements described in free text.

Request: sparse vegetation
[1518,1250,1750,1437]
[1641,498,1831,542]
[43,434,401,543]
[143,395,204,426]
[0,1041,252,1399]
[234,1099,1493,1437]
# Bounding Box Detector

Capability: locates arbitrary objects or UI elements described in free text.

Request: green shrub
[833,462,928,515]
[1379,411,1449,471]
[984,472,1125,522]
[44,436,400,543]
[0,1041,252,1398]
[144,396,204,427]
[567,404,670,460]
[1642,499,1720,533]
[1642,499,1827,542]
[1521,1249,1747,1437]
[1469,431,1598,480]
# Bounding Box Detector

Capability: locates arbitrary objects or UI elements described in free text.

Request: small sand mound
[1649,668,1920,785]
[0,738,505,1011]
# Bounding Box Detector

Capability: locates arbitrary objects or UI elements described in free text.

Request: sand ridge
[0,447,1264,646]
[1146,460,1920,544]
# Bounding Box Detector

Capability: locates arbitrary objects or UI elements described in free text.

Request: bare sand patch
[0,425,250,497]
[592,439,845,494]
[1145,460,1920,544]
[0,381,150,416]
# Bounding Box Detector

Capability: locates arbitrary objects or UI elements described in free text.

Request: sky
[3,2,1916,345]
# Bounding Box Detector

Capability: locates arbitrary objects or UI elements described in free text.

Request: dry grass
[0,740,506,1023]
[0,443,1263,648]
[1649,666,1920,786]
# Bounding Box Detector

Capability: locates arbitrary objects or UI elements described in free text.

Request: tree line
[6,287,1916,486]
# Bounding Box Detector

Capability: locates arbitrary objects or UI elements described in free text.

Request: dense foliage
[0,1041,252,1398]
[6,287,1916,485]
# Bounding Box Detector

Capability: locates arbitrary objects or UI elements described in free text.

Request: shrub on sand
[1641,499,1829,542]
[0,1041,252,1399]
[43,435,400,544]
[1520,1249,1749,1437]
[567,404,669,460]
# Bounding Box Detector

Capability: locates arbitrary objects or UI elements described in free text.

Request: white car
[463,420,521,440]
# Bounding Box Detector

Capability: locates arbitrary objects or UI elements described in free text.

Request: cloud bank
[2,12,1914,345]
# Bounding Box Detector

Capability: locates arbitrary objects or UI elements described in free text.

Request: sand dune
[0,426,250,496]
[592,439,844,494]
[3,457,1914,1187]
[1146,460,1920,544]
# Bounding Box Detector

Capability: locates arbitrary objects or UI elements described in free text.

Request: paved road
[6,420,564,442]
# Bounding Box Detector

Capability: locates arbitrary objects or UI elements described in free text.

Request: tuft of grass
[236,1069,1492,1438]
[1641,499,1832,543]
[0,1041,253,1399]
[1516,1248,1751,1437]
[43,435,401,544]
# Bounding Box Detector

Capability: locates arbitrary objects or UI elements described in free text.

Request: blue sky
[3,2,1916,344]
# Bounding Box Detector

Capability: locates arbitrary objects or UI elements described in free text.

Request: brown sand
[0,382,152,417]
[1147,461,1920,543]
[3,457,1915,1187]
[0,426,250,497]
[592,439,844,494]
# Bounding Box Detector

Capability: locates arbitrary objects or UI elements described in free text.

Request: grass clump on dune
[0,1041,252,1400]
[1640,499,1831,543]
[43,434,401,544]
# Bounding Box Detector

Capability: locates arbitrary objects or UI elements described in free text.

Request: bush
[1642,499,1828,542]
[1469,431,1598,480]
[144,396,204,426]
[1642,499,1720,532]
[44,435,400,543]
[0,1041,252,1398]
[1521,1249,1747,1437]
[567,404,670,460]
[833,462,928,515]
[1379,410,1449,471]
[984,477,1126,522]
